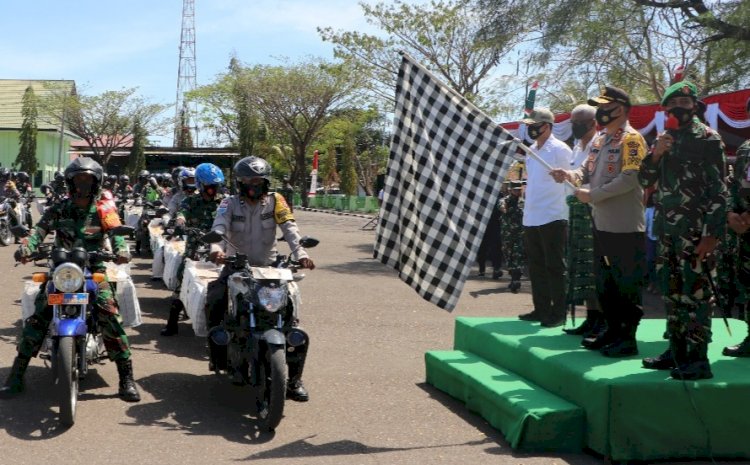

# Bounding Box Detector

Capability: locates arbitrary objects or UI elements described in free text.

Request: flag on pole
[373,52,522,311]
[523,81,539,117]
[308,150,319,196]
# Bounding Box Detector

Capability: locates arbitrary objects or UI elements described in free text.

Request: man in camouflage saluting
[724,97,750,357]
[160,163,225,336]
[638,81,727,380]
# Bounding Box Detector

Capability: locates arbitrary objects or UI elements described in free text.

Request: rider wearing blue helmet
[161,163,225,336]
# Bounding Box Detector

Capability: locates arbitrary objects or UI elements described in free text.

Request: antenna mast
[175,0,197,147]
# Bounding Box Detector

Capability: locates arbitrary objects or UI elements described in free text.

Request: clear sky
[0,0,372,143]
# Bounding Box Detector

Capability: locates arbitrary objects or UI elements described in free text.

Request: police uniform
[639,82,727,378]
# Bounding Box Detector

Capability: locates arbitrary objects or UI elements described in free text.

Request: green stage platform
[425,317,750,462]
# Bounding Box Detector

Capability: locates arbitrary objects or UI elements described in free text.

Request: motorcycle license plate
[48,293,89,305]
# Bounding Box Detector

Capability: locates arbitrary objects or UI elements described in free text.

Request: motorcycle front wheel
[256,346,287,431]
[56,337,79,426]
[0,222,12,246]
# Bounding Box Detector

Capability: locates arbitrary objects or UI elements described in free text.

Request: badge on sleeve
[273,193,294,224]
[621,133,646,171]
[217,198,229,215]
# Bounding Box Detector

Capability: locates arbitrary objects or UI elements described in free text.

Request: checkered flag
[374,53,522,311]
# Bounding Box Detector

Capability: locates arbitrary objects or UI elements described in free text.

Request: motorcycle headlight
[257,286,287,313]
[53,263,84,293]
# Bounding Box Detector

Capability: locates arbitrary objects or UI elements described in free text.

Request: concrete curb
[297,207,376,220]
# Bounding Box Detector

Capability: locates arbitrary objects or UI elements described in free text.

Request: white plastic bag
[21,281,41,324]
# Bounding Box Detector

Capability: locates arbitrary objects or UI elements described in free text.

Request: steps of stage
[426,317,750,461]
[425,350,585,452]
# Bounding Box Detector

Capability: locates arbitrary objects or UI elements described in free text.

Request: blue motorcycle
[21,225,133,426]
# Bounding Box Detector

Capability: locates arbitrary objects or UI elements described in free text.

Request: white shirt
[522,134,573,227]
[570,136,595,169]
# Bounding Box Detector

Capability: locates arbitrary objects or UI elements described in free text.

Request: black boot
[508,268,522,294]
[670,347,713,381]
[642,348,675,370]
[723,334,750,357]
[600,318,639,358]
[286,343,309,402]
[160,299,183,336]
[0,355,31,398]
[115,359,141,402]
[564,310,600,335]
[582,312,619,350]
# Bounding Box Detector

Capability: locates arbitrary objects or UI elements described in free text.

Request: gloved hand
[209,250,225,265]
[14,245,30,263]
[298,257,315,270]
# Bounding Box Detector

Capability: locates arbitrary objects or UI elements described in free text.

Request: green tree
[340,134,358,196]
[477,0,750,103]
[41,85,168,170]
[176,107,194,149]
[234,58,359,206]
[15,86,39,175]
[127,118,147,179]
[319,0,524,111]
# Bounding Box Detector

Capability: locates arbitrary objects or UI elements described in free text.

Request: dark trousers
[593,230,645,335]
[524,220,567,321]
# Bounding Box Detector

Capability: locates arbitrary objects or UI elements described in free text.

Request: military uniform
[500,189,525,291]
[18,197,132,362]
[173,193,223,294]
[639,115,727,374]
[566,195,596,306]
[724,139,750,356]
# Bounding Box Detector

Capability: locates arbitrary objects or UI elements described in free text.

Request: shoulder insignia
[621,132,646,171]
[273,192,294,224]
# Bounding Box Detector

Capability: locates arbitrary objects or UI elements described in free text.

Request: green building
[0,79,78,188]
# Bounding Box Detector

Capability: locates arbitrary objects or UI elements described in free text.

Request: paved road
[0,211,728,465]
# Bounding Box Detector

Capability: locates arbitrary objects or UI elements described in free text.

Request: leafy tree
[234,59,359,206]
[127,118,147,178]
[40,85,168,169]
[340,134,359,196]
[15,86,39,175]
[476,0,750,103]
[632,0,750,43]
[175,107,194,149]
[319,0,524,111]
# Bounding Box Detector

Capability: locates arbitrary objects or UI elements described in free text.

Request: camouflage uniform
[173,193,222,294]
[18,197,132,361]
[725,139,750,348]
[716,163,742,317]
[500,193,524,270]
[638,116,727,369]
[566,195,596,306]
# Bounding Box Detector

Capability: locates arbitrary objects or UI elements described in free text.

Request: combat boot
[508,268,522,294]
[286,347,309,402]
[160,299,183,336]
[600,319,639,358]
[0,355,31,398]
[563,309,600,336]
[723,334,750,357]
[671,344,712,381]
[642,348,675,370]
[116,359,141,402]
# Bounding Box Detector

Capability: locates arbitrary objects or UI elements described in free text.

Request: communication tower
[174,0,197,146]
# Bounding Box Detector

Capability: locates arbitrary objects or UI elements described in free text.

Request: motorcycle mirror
[299,236,319,249]
[156,207,169,216]
[201,230,224,244]
[11,225,30,238]
[111,225,135,236]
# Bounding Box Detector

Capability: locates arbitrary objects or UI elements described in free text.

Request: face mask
[527,124,544,140]
[595,106,620,126]
[572,121,591,139]
[240,183,264,200]
[668,106,694,125]
[74,180,94,199]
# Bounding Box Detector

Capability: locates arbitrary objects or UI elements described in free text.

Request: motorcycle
[135,200,168,256]
[201,230,318,431]
[0,197,24,246]
[14,224,134,426]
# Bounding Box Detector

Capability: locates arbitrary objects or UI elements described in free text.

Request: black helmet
[16,171,29,183]
[119,174,130,184]
[54,171,64,182]
[172,166,186,184]
[0,167,10,181]
[233,156,271,199]
[138,169,150,182]
[64,157,103,199]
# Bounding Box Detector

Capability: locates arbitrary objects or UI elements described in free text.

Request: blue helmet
[194,163,224,192]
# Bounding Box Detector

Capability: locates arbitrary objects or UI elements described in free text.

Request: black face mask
[668,106,694,125]
[571,121,591,139]
[527,124,545,140]
[73,180,94,199]
[240,182,264,200]
[595,107,620,126]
